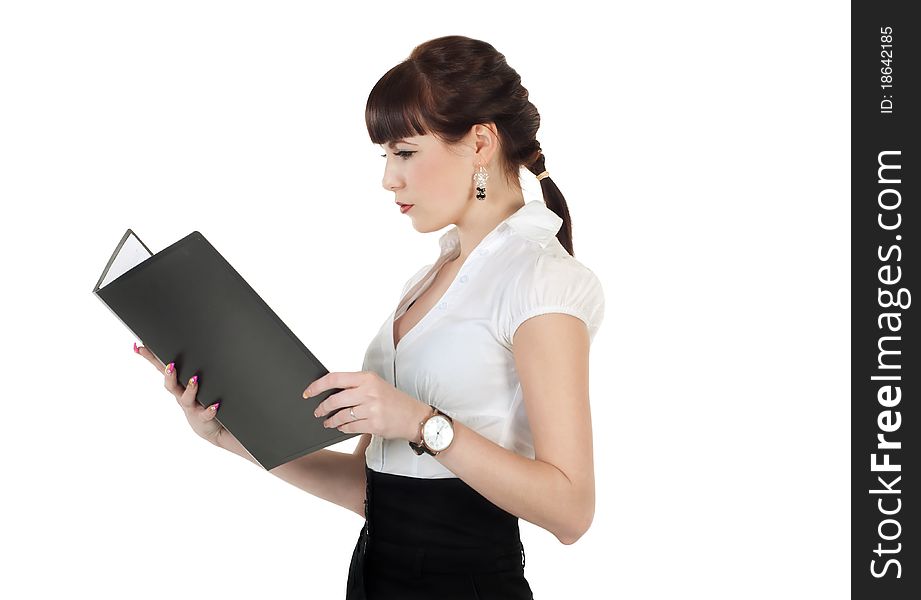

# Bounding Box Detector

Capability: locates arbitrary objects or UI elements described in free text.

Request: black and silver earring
[474,164,488,201]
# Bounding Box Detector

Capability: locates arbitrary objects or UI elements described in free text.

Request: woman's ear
[471,122,500,164]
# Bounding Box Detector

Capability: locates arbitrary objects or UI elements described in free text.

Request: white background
[0,1,849,598]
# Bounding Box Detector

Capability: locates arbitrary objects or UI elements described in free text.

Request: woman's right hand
[134,343,229,447]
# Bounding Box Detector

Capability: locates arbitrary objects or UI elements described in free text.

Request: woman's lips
[399,204,414,214]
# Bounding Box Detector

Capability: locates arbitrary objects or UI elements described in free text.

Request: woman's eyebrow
[384,140,418,149]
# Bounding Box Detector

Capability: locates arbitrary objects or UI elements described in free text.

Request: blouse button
[460,275,468,283]
[438,301,447,310]
[478,248,489,256]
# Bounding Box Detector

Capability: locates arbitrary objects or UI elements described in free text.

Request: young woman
[135,35,604,599]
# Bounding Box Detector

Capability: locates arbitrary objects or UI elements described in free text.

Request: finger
[314,388,362,420]
[335,420,367,434]
[190,379,221,421]
[303,371,366,399]
[136,344,166,371]
[163,360,185,398]
[181,375,220,420]
[177,373,201,410]
[303,372,332,398]
[201,400,221,421]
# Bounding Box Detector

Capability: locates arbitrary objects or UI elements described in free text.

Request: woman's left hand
[304,371,429,441]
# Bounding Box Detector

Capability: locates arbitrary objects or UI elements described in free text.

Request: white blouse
[361,200,605,478]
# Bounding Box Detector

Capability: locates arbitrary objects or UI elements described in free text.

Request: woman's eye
[380,151,415,160]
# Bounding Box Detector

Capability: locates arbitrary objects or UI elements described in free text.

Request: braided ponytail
[525,148,573,256]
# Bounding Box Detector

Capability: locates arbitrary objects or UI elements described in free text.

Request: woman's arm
[431,313,595,545]
[216,430,372,518]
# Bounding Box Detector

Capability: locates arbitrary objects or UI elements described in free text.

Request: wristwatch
[408,405,455,456]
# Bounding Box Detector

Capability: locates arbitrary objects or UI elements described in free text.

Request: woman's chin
[405,210,455,234]
[410,221,433,233]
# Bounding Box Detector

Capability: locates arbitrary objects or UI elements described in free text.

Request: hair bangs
[365,63,433,146]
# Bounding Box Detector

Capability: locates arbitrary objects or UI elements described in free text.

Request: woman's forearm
[215,429,367,518]
[433,419,594,545]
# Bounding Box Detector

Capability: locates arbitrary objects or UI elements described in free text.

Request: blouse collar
[437,200,563,255]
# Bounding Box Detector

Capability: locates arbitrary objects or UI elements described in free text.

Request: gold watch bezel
[421,409,454,454]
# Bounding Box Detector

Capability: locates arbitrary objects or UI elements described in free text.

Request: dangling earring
[474,164,488,201]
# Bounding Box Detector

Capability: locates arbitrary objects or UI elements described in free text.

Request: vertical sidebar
[852,2,918,597]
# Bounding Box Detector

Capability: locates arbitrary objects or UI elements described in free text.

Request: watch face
[422,415,454,451]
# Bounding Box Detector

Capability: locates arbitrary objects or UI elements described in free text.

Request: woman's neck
[453,194,525,263]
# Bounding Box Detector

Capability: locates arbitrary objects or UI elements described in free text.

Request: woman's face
[379,133,477,233]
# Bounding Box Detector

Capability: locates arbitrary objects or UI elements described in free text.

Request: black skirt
[346,464,534,599]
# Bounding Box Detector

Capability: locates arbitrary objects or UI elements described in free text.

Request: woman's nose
[381,170,403,192]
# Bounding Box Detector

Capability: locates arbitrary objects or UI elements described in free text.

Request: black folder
[93,229,358,470]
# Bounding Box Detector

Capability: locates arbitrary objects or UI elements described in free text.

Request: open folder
[93,229,358,470]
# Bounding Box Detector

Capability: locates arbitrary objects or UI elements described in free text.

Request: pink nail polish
[133,342,139,354]
[210,402,220,411]
[166,362,174,374]
[189,375,198,386]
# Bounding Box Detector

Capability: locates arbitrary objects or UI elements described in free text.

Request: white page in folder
[99,232,152,289]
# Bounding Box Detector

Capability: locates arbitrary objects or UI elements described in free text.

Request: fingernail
[166,362,174,374]
[189,375,198,386]
[133,342,139,354]
[210,402,220,412]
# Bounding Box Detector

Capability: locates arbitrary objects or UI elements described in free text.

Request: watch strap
[408,405,437,455]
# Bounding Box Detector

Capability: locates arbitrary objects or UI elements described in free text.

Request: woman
[135,35,604,599]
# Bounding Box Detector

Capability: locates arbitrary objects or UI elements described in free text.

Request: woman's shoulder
[503,235,601,289]
[497,236,606,344]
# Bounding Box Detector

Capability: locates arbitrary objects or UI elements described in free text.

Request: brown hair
[365,35,576,256]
